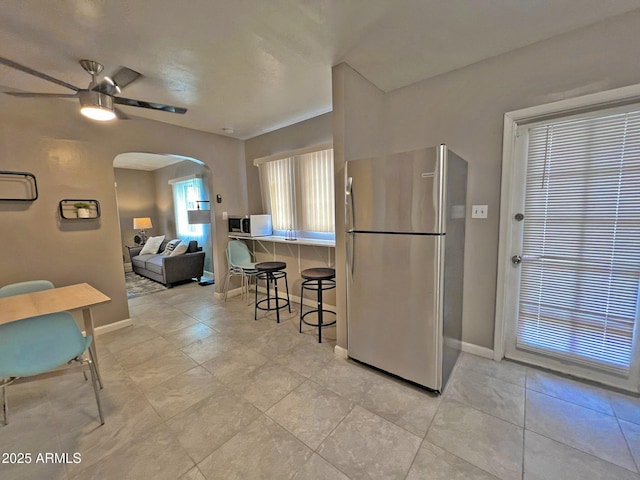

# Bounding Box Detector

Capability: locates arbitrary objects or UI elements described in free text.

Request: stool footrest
[301,309,336,329]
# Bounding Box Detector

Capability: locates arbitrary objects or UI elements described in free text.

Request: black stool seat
[256,261,287,273]
[255,261,290,323]
[300,267,336,343]
[301,267,335,281]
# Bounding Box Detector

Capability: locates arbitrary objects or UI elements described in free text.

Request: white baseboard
[94,318,133,336]
[124,263,133,273]
[461,342,494,359]
[334,345,348,359]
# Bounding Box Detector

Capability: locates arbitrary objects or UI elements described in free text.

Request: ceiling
[1,0,639,140]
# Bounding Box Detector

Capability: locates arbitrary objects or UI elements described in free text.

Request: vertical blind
[258,148,335,234]
[517,110,640,375]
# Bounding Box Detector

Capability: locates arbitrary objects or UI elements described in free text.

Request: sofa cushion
[140,235,165,255]
[144,255,165,275]
[169,241,189,256]
[162,239,181,256]
[132,254,156,269]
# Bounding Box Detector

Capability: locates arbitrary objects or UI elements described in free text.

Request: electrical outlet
[472,205,488,219]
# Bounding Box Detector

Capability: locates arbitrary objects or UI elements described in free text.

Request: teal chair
[223,240,259,303]
[0,280,104,426]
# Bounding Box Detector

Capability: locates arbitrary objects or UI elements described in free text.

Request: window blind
[517,110,640,375]
[258,148,334,235]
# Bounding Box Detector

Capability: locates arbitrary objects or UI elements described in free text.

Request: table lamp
[133,217,152,244]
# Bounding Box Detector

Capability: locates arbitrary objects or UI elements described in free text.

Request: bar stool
[254,261,291,323]
[300,267,336,343]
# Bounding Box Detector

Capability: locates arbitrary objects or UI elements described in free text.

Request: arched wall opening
[113,152,216,292]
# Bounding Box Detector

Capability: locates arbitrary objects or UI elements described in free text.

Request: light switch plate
[472,205,488,219]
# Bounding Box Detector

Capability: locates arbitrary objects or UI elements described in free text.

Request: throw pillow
[139,235,165,255]
[162,239,182,256]
[169,241,189,256]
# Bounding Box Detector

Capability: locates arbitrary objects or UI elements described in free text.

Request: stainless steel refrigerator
[346,144,467,393]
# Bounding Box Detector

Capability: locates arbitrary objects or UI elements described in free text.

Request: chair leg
[299,281,304,333]
[87,360,104,426]
[2,386,7,425]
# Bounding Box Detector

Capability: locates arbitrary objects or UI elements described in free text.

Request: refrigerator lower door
[347,232,443,390]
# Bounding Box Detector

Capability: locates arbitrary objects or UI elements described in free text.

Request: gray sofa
[129,240,205,288]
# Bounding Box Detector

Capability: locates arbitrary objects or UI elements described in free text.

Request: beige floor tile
[180,334,239,364]
[166,384,261,464]
[446,370,525,426]
[407,441,500,480]
[161,322,216,348]
[317,405,421,480]
[136,307,200,335]
[610,391,640,425]
[312,358,387,403]
[524,430,639,480]
[99,325,160,354]
[526,390,636,471]
[59,394,163,477]
[273,341,335,378]
[70,423,194,480]
[456,353,527,387]
[200,347,269,385]
[526,369,614,415]
[197,416,312,480]
[426,400,523,480]
[362,376,441,436]
[620,420,640,472]
[178,466,207,480]
[125,350,198,391]
[226,361,306,411]
[267,380,354,449]
[111,335,177,368]
[143,366,222,420]
[292,453,350,480]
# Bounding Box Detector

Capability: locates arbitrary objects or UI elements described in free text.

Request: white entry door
[502,105,640,391]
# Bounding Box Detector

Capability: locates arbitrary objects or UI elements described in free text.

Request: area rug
[125,272,167,299]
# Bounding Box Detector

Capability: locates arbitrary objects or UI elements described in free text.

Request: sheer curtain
[170,176,212,272]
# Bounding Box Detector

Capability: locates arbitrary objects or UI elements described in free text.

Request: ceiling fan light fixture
[79,90,115,121]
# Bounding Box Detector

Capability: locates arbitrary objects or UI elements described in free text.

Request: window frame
[255,143,335,240]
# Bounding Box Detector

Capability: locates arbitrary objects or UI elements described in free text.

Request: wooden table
[0,283,111,380]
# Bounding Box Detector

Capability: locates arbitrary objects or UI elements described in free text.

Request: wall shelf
[0,171,38,201]
[59,199,101,219]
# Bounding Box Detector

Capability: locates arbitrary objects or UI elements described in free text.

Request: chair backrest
[226,240,253,268]
[0,312,88,378]
[0,280,54,298]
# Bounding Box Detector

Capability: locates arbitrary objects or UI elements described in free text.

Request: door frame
[494,83,640,367]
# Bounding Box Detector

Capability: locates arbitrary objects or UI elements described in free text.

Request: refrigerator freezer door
[346,146,444,234]
[347,232,442,390]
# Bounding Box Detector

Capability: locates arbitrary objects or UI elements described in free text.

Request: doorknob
[511,255,522,265]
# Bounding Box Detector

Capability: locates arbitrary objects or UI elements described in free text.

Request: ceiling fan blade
[0,57,80,92]
[114,96,187,114]
[5,92,78,98]
[114,107,129,120]
[110,67,141,90]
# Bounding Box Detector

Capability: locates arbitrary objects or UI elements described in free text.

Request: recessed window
[257,147,335,239]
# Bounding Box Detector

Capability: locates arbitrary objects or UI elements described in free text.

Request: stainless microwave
[228,214,272,237]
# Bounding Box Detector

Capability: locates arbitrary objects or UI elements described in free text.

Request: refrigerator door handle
[346,231,354,276]
[345,176,354,233]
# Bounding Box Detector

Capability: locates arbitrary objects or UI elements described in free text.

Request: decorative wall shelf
[59,199,101,219]
[0,171,38,201]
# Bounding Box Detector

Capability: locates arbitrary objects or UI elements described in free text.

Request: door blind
[517,110,640,375]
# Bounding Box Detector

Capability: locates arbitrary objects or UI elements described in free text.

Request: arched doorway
[113,152,215,296]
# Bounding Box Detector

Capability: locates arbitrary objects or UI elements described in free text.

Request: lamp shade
[187,210,211,225]
[133,217,152,229]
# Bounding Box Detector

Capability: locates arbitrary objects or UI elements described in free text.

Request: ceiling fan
[0,56,187,121]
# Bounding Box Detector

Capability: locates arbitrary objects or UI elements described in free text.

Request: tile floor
[1,282,640,479]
